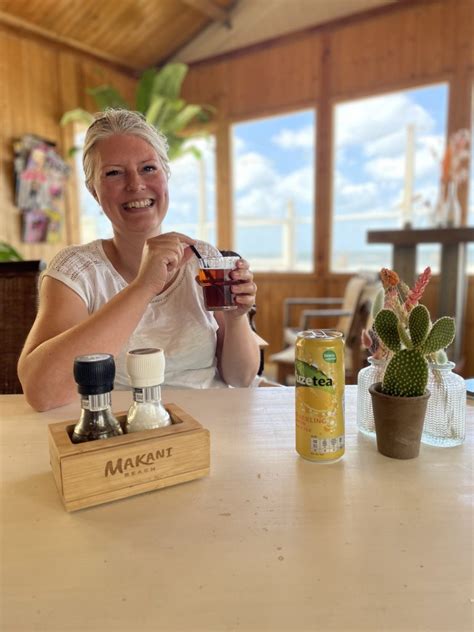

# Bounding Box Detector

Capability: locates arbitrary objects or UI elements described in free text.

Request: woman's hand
[135,232,196,295]
[228,258,257,317]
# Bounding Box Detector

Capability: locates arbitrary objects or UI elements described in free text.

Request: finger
[230,268,253,282]
[182,247,194,264]
[234,294,256,308]
[235,258,249,270]
[232,281,257,296]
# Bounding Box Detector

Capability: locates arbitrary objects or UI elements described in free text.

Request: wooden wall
[0,24,136,261]
[0,0,473,374]
[182,0,474,375]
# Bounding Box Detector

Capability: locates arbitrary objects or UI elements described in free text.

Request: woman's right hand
[135,232,196,295]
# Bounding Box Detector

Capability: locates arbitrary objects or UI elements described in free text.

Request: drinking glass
[196,256,241,311]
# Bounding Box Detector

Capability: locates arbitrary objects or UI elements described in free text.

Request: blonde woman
[19,110,259,411]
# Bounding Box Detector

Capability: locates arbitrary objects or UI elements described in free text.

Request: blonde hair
[83,109,170,193]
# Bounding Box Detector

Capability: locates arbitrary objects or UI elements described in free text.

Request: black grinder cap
[73,353,116,395]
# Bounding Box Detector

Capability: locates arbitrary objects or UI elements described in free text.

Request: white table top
[1,386,473,632]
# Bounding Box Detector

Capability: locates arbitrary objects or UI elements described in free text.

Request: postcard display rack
[48,404,210,512]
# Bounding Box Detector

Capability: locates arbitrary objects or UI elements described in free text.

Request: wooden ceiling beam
[0,10,137,73]
[181,0,232,28]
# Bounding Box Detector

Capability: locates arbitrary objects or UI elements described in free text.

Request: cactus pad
[422,317,456,354]
[374,309,401,353]
[408,304,430,347]
[382,349,428,397]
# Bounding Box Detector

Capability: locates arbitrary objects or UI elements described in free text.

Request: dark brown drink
[198,267,242,310]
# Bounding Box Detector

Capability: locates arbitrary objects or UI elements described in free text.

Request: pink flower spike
[404,266,432,310]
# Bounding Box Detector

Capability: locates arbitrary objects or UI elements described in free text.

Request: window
[165,136,216,244]
[73,129,216,244]
[232,109,315,272]
[331,84,449,273]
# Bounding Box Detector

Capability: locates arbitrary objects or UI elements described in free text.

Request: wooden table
[367,227,474,362]
[1,387,473,631]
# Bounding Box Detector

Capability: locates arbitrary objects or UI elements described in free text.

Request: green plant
[374,304,455,397]
[0,241,23,262]
[60,63,213,160]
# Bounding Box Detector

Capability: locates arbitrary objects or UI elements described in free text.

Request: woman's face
[91,134,169,237]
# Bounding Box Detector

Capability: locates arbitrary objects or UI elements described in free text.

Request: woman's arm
[19,233,195,411]
[215,259,260,387]
[18,276,157,411]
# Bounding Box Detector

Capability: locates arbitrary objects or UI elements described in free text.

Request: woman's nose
[125,172,145,191]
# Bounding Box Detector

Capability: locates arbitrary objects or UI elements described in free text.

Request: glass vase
[431,185,446,227]
[356,357,387,436]
[421,361,466,447]
[444,181,461,227]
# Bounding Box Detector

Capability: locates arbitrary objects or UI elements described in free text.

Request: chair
[0,260,45,393]
[270,274,380,385]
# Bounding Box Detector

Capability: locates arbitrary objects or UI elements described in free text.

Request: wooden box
[48,404,210,512]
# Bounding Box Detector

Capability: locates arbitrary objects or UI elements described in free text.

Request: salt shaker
[125,348,171,432]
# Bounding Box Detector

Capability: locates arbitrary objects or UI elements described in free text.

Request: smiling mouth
[122,198,155,210]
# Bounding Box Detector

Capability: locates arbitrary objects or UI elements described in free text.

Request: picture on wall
[13,134,70,243]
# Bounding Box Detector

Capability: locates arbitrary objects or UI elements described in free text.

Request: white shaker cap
[126,348,165,387]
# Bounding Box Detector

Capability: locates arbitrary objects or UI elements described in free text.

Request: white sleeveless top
[43,239,227,390]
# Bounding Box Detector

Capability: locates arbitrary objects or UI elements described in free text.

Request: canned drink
[295,330,345,462]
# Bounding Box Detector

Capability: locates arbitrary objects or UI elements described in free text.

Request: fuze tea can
[295,329,345,462]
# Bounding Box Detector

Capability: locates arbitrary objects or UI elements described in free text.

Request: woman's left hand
[229,259,257,317]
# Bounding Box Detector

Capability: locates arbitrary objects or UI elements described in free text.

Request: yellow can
[295,329,345,462]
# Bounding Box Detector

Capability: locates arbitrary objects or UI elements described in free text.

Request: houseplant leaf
[87,85,129,110]
[136,68,157,113]
[0,241,23,261]
[60,108,95,126]
[145,94,167,127]
[165,104,204,134]
[152,63,188,100]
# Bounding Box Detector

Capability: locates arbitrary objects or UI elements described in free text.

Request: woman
[18,110,260,411]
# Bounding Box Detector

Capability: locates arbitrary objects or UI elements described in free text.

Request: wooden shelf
[367,227,474,246]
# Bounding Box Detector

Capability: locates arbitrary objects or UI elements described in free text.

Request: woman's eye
[105,169,121,177]
[143,165,157,173]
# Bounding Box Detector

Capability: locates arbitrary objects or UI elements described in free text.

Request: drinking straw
[190,244,203,261]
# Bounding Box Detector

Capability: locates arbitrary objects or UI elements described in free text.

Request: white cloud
[272,126,314,149]
[234,151,277,192]
[235,186,283,218]
[364,143,440,182]
[276,166,313,205]
[364,130,406,158]
[232,135,246,155]
[336,93,435,149]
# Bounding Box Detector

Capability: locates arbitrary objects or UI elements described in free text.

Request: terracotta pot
[368,382,430,459]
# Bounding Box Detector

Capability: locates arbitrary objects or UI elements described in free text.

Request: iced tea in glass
[197,256,241,310]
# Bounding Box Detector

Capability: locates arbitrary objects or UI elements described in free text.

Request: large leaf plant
[0,242,23,262]
[60,63,213,160]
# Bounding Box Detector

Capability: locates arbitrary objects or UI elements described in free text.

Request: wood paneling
[0,0,235,71]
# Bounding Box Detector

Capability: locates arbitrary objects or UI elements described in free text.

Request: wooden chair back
[0,260,45,393]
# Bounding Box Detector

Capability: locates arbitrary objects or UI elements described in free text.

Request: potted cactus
[369,303,455,459]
